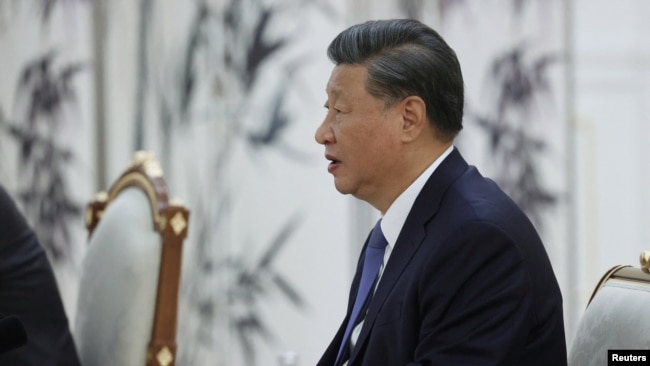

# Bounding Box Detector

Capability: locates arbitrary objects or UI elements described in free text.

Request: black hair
[327,19,464,141]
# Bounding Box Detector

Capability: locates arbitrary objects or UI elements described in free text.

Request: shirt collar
[381,145,454,247]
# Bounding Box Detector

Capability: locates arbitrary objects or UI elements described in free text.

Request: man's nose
[315,116,334,145]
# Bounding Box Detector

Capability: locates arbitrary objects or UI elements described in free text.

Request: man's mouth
[325,154,340,173]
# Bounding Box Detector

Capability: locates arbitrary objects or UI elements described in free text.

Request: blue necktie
[335,219,388,365]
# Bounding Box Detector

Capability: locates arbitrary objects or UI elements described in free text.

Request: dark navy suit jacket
[0,185,80,365]
[318,149,567,366]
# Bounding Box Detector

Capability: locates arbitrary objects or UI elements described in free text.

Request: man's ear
[400,96,427,143]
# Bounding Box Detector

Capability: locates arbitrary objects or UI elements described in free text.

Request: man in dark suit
[315,19,567,365]
[0,184,80,365]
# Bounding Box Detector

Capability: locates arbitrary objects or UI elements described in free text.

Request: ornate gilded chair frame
[585,250,650,307]
[84,151,189,366]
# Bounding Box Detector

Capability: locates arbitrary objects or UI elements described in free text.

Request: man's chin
[333,180,353,196]
[334,186,350,195]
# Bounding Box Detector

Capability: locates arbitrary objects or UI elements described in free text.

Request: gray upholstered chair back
[75,151,189,366]
[568,253,650,366]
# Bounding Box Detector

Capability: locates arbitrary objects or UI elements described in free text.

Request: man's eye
[324,102,343,114]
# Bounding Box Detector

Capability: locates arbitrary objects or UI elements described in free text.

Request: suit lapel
[349,148,469,364]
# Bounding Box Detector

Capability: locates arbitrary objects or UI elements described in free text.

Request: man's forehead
[325,85,343,97]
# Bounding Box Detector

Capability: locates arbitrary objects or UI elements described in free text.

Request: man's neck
[371,141,454,215]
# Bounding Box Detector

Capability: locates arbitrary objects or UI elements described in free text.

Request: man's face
[315,64,404,206]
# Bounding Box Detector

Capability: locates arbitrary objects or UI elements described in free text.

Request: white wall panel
[572,0,650,344]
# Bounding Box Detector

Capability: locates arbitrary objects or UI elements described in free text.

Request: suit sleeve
[0,185,81,365]
[409,220,532,366]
